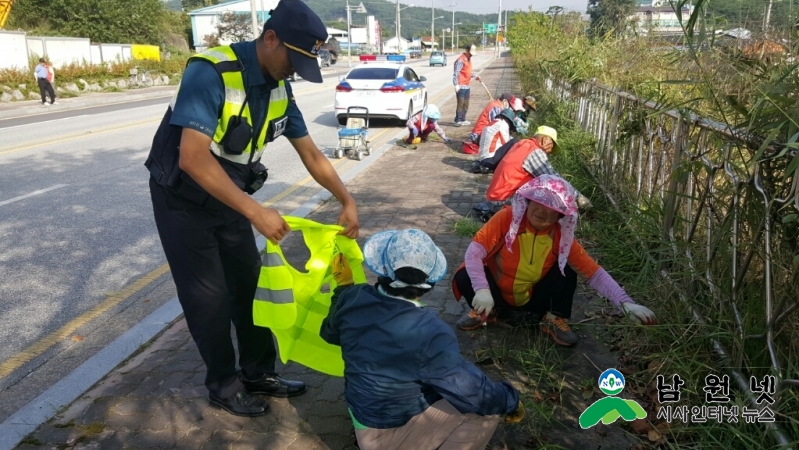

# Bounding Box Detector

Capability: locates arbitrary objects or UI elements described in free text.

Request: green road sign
[483,24,497,33]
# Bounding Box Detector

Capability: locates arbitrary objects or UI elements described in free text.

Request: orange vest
[471,99,503,139]
[485,139,541,201]
[455,53,472,86]
[451,207,600,306]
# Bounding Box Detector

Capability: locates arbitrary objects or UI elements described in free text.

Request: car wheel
[406,101,413,122]
[337,116,347,126]
[423,93,428,108]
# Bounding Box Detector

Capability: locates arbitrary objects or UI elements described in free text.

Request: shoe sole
[541,325,577,347]
[246,385,308,398]
[457,316,498,331]
[209,398,270,417]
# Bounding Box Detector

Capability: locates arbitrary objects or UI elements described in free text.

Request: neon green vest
[253,216,367,377]
[174,45,290,165]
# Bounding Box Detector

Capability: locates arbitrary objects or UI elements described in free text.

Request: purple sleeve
[587,268,634,307]
[465,241,489,291]
[433,121,448,140]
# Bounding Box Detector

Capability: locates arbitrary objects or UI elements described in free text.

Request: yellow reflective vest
[253,217,366,377]
[173,45,290,165]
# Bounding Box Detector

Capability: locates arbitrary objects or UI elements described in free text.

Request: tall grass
[507,3,799,447]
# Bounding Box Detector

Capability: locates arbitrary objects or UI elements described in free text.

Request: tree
[587,0,636,37]
[181,0,218,12]
[7,0,168,44]
[216,11,253,43]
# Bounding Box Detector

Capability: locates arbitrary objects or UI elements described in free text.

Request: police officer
[145,0,359,417]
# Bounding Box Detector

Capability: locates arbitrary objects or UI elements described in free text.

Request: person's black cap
[267,0,328,83]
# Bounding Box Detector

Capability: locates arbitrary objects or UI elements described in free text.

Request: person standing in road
[34,58,57,106]
[144,0,360,417]
[453,44,480,127]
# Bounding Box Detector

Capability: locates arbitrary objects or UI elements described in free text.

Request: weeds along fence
[548,77,799,445]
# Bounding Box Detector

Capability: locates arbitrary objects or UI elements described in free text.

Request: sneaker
[460,120,471,126]
[454,121,464,127]
[540,313,578,346]
[456,309,498,331]
[51,101,59,105]
[41,103,49,107]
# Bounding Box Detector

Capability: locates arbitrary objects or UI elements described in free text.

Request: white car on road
[334,57,427,124]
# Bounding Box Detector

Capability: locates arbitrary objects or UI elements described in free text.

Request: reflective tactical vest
[180,46,290,165]
[145,45,289,202]
[253,216,366,377]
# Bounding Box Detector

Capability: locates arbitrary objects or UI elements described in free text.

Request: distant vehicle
[405,50,422,59]
[322,37,340,65]
[318,49,332,67]
[429,51,447,66]
[335,56,428,124]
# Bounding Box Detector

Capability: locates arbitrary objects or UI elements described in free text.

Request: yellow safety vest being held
[253,217,366,377]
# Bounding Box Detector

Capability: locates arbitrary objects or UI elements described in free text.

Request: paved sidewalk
[13,55,637,450]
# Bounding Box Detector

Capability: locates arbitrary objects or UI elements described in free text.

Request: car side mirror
[419,76,427,82]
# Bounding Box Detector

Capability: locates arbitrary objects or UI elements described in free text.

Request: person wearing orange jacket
[469,93,517,143]
[453,44,481,126]
[452,175,657,346]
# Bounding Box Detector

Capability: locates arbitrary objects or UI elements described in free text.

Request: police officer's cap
[267,0,328,83]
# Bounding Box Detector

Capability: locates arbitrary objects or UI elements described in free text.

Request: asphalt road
[0,53,493,415]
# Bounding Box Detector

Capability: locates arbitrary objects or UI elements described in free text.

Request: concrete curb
[0,88,176,121]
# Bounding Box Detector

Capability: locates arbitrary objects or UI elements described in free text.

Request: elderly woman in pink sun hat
[452,175,657,346]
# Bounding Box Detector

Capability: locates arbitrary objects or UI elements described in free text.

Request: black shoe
[243,375,307,398]
[209,390,270,417]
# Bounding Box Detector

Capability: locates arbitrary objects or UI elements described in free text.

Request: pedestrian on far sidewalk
[453,44,480,127]
[34,58,57,106]
[144,0,359,417]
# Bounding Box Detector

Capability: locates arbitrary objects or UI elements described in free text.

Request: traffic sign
[483,24,497,33]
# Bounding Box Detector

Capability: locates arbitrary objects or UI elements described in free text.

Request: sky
[414,0,589,15]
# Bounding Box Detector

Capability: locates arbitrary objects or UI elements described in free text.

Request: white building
[382,37,410,53]
[189,0,277,50]
[632,0,693,35]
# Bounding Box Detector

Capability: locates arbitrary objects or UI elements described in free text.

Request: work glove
[505,401,525,424]
[443,138,452,144]
[472,289,494,315]
[454,85,460,93]
[332,253,354,286]
[576,193,593,212]
[621,303,657,325]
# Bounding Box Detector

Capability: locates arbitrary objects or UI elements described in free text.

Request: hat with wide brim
[363,229,447,286]
[535,125,561,154]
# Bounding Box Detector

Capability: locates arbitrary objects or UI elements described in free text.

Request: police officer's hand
[252,207,291,244]
[337,202,360,238]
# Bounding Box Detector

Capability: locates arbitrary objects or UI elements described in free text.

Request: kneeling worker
[321,229,523,450]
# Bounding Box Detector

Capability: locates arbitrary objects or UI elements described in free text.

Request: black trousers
[37,78,56,104]
[149,178,277,399]
[478,138,519,172]
[454,264,577,319]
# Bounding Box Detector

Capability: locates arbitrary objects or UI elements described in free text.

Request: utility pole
[431,0,435,53]
[495,0,502,57]
[396,0,400,53]
[347,0,352,67]
[249,0,259,39]
[451,2,456,53]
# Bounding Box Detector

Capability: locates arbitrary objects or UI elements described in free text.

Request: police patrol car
[334,55,427,124]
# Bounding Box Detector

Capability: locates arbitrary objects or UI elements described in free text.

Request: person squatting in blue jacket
[320,229,523,450]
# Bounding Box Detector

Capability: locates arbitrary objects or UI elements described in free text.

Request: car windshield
[319,49,330,56]
[347,68,399,80]
[432,52,443,56]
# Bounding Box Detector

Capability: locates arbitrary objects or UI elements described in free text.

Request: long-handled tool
[478,80,494,101]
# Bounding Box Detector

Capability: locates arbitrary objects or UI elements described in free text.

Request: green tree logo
[579,369,647,429]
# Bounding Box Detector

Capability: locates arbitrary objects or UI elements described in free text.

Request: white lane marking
[0,184,69,207]
[0,115,92,131]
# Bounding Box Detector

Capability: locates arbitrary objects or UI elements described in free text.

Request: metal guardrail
[546,78,798,447]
